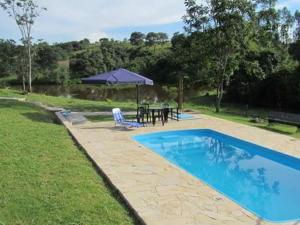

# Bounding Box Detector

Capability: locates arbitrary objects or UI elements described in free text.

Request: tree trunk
[215,52,228,113]
[215,82,224,113]
[27,41,32,92]
[22,74,26,92]
[178,75,184,110]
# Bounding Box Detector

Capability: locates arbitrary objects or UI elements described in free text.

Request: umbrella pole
[136,85,139,107]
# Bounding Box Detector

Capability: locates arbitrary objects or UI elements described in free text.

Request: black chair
[139,103,150,123]
[161,103,170,122]
[136,106,148,125]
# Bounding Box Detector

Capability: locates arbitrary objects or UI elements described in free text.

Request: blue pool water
[133,129,300,222]
[178,113,194,120]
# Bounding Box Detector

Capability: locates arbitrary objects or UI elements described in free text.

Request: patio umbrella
[81,68,154,106]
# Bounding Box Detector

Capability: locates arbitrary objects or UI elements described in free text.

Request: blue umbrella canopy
[81,68,154,106]
[81,68,154,86]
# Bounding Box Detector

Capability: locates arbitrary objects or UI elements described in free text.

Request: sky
[0,0,299,44]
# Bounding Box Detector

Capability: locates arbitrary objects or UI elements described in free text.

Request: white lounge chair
[112,108,142,128]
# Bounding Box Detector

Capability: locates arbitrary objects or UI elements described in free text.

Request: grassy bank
[1,87,299,139]
[0,99,137,225]
[187,103,300,139]
[0,88,136,112]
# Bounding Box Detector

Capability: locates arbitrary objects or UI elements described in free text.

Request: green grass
[0,99,137,225]
[0,88,24,97]
[185,103,300,139]
[26,94,136,112]
[1,87,299,139]
[0,88,136,112]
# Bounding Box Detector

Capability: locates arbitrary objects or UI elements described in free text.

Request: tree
[157,32,169,44]
[289,40,300,61]
[0,0,46,92]
[145,32,159,46]
[129,32,145,46]
[184,0,255,112]
[79,38,90,49]
[34,42,59,82]
[278,7,294,46]
[255,0,279,47]
[170,33,191,109]
[70,39,129,78]
[294,10,300,41]
[0,39,17,78]
[15,45,27,91]
[35,42,58,70]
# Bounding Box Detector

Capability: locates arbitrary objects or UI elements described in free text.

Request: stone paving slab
[56,112,300,225]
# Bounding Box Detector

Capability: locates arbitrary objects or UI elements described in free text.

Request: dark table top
[148,106,177,110]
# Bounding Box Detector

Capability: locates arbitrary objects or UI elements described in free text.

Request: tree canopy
[0,0,299,112]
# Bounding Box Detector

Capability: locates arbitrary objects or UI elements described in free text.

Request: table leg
[147,111,149,123]
[164,108,169,122]
[161,109,164,126]
[152,109,155,126]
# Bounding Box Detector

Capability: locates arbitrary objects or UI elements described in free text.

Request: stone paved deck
[56,112,300,225]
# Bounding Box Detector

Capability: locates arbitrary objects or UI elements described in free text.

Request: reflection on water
[13,84,185,103]
[135,130,300,222]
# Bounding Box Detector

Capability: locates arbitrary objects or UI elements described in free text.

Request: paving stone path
[56,111,300,225]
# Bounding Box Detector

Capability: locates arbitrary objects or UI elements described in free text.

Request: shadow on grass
[21,112,59,124]
[0,99,59,124]
[0,99,24,108]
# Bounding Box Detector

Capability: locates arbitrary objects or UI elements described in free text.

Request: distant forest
[1,0,300,111]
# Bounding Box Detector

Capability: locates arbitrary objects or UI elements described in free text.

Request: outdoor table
[148,106,179,126]
[148,107,164,126]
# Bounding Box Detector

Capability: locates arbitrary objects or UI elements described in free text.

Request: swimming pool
[134,129,300,222]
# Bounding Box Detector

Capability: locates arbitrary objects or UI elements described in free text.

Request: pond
[12,84,192,103]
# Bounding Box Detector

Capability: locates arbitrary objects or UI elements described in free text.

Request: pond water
[13,84,190,103]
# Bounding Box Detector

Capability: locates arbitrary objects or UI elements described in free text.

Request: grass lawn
[185,103,300,139]
[0,88,24,97]
[26,94,136,112]
[210,111,300,139]
[0,88,136,112]
[1,87,299,139]
[0,99,137,225]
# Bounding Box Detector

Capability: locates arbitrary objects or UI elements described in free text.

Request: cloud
[17,0,185,42]
[1,0,296,43]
